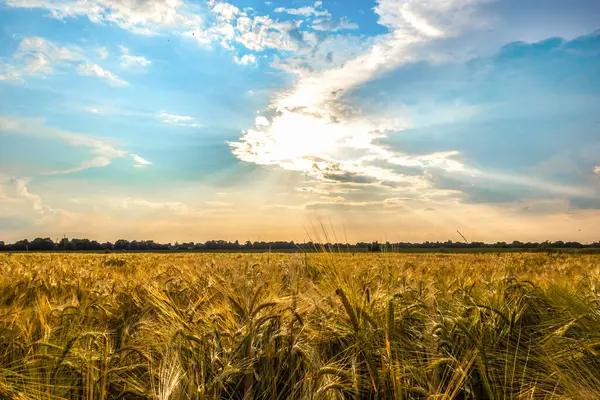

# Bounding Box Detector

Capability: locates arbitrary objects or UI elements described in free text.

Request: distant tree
[369,241,382,252]
[114,239,130,251]
[29,237,56,251]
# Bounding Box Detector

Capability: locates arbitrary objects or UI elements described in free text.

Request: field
[1,253,600,399]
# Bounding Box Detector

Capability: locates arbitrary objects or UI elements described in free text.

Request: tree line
[1,237,599,252]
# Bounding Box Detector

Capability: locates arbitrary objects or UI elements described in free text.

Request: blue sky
[0,0,599,243]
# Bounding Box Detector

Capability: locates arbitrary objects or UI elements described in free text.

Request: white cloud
[49,157,114,175]
[77,63,128,86]
[3,0,352,73]
[0,37,129,87]
[1,177,44,211]
[158,112,203,127]
[211,1,240,21]
[4,37,84,79]
[228,0,515,201]
[118,197,200,216]
[255,116,269,126]
[0,177,63,230]
[595,166,600,176]
[233,54,256,65]
[0,116,150,173]
[97,47,109,60]
[131,153,152,167]
[2,0,317,63]
[4,0,203,36]
[312,17,359,32]
[274,6,331,19]
[374,0,491,37]
[233,15,305,52]
[119,46,151,71]
[0,64,20,82]
[81,103,204,130]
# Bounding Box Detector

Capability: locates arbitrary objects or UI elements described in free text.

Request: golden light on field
[2,252,600,398]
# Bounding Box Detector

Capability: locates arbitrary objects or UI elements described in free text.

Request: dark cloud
[323,172,378,184]
[569,197,600,210]
[426,170,534,204]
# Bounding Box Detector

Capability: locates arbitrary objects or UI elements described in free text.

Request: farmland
[1,252,600,399]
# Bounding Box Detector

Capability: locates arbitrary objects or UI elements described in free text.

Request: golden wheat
[0,252,599,399]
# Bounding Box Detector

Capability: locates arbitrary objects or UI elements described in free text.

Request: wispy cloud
[0,37,127,86]
[77,63,128,86]
[0,37,83,80]
[0,116,150,173]
[119,46,151,72]
[96,47,109,60]
[312,17,359,32]
[131,154,152,167]
[233,54,256,65]
[118,197,201,216]
[82,104,203,129]
[158,112,203,128]
[274,5,331,19]
[3,0,202,36]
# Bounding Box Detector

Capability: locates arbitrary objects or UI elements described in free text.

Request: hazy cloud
[119,46,151,72]
[274,5,331,19]
[131,154,152,167]
[77,63,128,86]
[158,112,203,128]
[0,37,127,86]
[4,0,203,36]
[0,116,150,173]
[312,17,359,32]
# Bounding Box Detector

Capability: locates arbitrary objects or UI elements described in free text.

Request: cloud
[0,37,83,80]
[0,37,128,87]
[312,17,359,32]
[97,47,109,59]
[232,15,308,52]
[255,116,269,126]
[322,172,378,184]
[4,0,203,36]
[0,64,20,82]
[3,0,318,57]
[228,0,503,201]
[274,5,331,19]
[374,0,491,38]
[81,103,203,129]
[131,154,152,167]
[158,112,203,127]
[233,54,256,65]
[0,177,61,230]
[119,46,151,72]
[227,0,598,211]
[0,116,150,173]
[595,166,600,176]
[211,1,240,21]
[77,63,128,86]
[117,197,202,216]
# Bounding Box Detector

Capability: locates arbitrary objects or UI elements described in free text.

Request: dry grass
[1,252,600,399]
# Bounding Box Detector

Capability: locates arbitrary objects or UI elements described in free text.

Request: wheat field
[1,252,600,399]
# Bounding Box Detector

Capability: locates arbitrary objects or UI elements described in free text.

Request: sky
[0,0,599,244]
